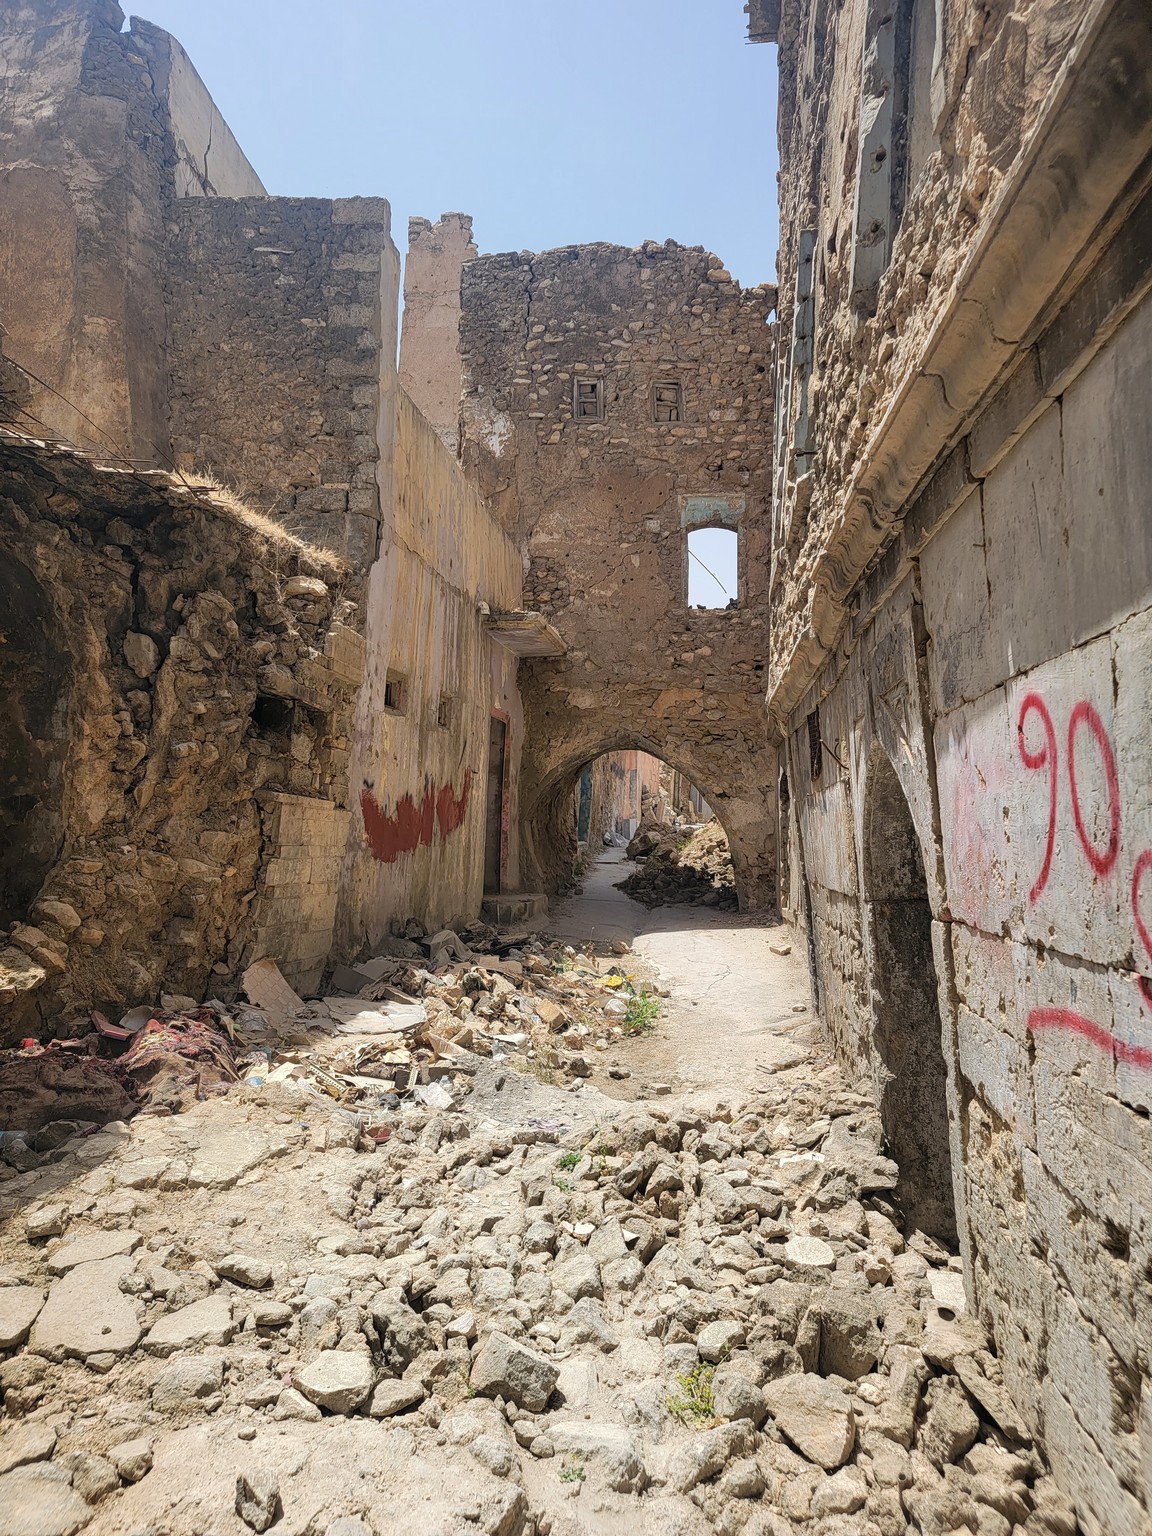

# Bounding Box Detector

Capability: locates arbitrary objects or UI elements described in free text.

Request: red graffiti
[1134,850,1152,1010]
[1017,693,1057,902]
[360,771,474,865]
[1067,701,1120,877]
[1028,1007,1152,1071]
[1017,693,1152,1058]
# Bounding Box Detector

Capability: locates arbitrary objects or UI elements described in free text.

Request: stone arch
[863,744,957,1243]
[0,557,72,927]
[519,703,776,912]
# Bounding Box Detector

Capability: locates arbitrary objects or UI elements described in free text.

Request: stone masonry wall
[399,212,476,452]
[166,195,397,582]
[769,3,1152,1527]
[0,432,362,1041]
[457,239,780,908]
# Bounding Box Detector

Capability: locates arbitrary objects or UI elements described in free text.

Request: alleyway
[0,868,1071,1536]
[550,850,817,1099]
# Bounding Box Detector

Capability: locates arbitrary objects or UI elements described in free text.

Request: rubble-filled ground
[616,822,737,911]
[0,867,1072,1536]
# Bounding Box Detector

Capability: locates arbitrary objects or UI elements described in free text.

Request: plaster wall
[336,393,525,955]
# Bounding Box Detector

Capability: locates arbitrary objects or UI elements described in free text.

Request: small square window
[437,694,453,730]
[652,380,683,423]
[573,378,604,421]
[384,671,408,715]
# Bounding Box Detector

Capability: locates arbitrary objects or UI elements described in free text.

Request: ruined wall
[770,2,1152,1527]
[336,392,525,955]
[457,240,779,909]
[166,196,397,579]
[0,432,362,1042]
[399,213,476,452]
[0,0,263,461]
[580,750,664,851]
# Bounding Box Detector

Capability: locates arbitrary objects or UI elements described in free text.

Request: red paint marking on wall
[1017,692,1057,903]
[360,770,473,865]
[1067,701,1120,877]
[1028,1006,1152,1071]
[1133,849,1152,1009]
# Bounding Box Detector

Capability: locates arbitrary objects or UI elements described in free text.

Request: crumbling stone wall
[166,196,396,578]
[0,0,263,461]
[0,432,362,1043]
[456,239,779,908]
[768,3,1152,1528]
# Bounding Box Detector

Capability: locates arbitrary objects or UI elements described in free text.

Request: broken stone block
[216,1253,273,1289]
[46,1228,141,1274]
[712,1365,767,1424]
[122,631,160,677]
[469,1330,558,1412]
[31,1258,142,1359]
[783,1232,836,1268]
[761,1372,856,1469]
[814,1288,883,1379]
[548,1421,647,1492]
[58,1451,118,1504]
[151,1355,224,1413]
[810,1464,868,1517]
[0,1462,89,1536]
[272,1387,322,1421]
[0,1422,56,1475]
[24,1207,65,1241]
[144,1294,235,1355]
[697,1318,746,1362]
[292,1350,374,1414]
[663,1420,756,1493]
[109,1438,152,1483]
[0,1286,45,1349]
[368,1378,425,1418]
[552,1251,603,1301]
[919,1375,981,1467]
[236,1468,281,1532]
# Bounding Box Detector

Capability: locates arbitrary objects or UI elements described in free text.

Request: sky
[129,0,780,288]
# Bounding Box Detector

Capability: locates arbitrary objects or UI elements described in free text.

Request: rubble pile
[617,821,738,910]
[0,1021,1068,1536]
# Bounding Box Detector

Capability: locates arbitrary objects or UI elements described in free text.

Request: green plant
[552,1175,575,1193]
[622,988,660,1036]
[666,1363,717,1426]
[558,1459,586,1484]
[555,1149,581,1171]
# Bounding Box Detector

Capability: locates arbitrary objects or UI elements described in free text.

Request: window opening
[573,378,604,421]
[807,708,823,782]
[384,672,408,715]
[652,380,683,423]
[687,526,738,609]
[437,695,453,730]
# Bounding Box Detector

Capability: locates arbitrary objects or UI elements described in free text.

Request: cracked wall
[454,238,780,909]
[768,1,1152,1527]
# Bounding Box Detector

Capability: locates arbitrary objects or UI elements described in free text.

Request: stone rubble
[0,986,1074,1536]
[618,821,739,911]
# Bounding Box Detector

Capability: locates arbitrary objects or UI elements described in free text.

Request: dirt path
[549,850,819,1102]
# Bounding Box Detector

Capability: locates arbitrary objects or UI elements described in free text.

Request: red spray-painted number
[1017,692,1152,1053]
[360,770,474,865]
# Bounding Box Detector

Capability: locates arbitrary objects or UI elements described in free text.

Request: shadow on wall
[864,747,957,1245]
[0,559,70,930]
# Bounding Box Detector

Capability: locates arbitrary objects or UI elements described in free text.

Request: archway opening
[0,559,71,927]
[864,750,957,1244]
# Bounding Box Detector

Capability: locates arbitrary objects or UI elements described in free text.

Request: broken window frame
[651,379,683,423]
[572,377,605,422]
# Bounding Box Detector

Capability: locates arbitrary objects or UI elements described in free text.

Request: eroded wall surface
[0,433,362,1041]
[337,393,525,953]
[399,213,476,452]
[770,1,1152,1526]
[457,240,780,908]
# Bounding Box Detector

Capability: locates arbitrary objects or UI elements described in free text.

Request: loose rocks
[293,1351,375,1414]
[470,1331,559,1412]
[762,1372,856,1470]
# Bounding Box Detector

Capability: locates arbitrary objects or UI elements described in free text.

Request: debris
[0,1049,136,1135]
[617,820,737,909]
[236,1468,281,1532]
[241,957,306,1031]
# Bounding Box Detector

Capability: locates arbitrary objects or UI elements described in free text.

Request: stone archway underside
[518,670,778,912]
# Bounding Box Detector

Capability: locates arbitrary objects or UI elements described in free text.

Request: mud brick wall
[0,434,362,1041]
[166,196,396,580]
[457,240,780,909]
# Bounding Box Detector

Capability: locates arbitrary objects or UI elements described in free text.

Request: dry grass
[175,470,348,577]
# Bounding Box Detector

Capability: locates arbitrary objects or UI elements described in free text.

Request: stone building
[758,0,1152,1528]
[405,235,779,910]
[0,0,546,1040]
